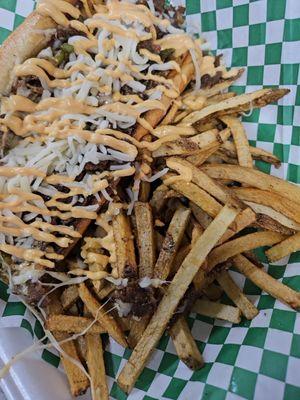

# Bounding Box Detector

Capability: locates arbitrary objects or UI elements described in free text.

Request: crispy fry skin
[217,271,258,319]
[46,315,106,334]
[61,286,79,311]
[78,283,127,347]
[117,204,239,393]
[192,299,241,324]
[233,255,300,309]
[266,232,300,262]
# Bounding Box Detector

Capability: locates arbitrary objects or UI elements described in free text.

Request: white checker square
[203,343,222,363]
[254,375,285,400]
[233,0,249,5]
[16,0,35,17]
[200,0,216,13]
[225,392,245,400]
[281,41,300,64]
[279,85,297,106]
[147,348,165,371]
[293,106,300,126]
[216,7,233,30]
[178,381,205,400]
[147,373,172,399]
[107,338,126,357]
[207,362,233,390]
[165,336,177,355]
[186,14,201,36]
[202,31,218,51]
[235,346,263,373]
[127,388,144,400]
[214,319,234,328]
[274,125,292,145]
[228,270,246,290]
[288,145,300,165]
[250,309,272,328]
[242,121,259,141]
[232,26,249,48]
[263,64,281,85]
[273,299,296,312]
[249,1,267,24]
[285,0,300,19]
[248,295,261,308]
[0,9,14,30]
[174,361,194,380]
[282,263,300,277]
[271,163,288,179]
[247,45,265,66]
[220,48,233,68]
[266,20,285,44]
[192,320,213,342]
[258,104,278,124]
[265,329,293,354]
[294,313,300,334]
[255,141,274,154]
[225,327,248,345]
[286,356,300,386]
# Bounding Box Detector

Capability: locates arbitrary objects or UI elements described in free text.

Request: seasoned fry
[117,204,239,393]
[217,271,258,319]
[61,286,79,311]
[86,333,109,400]
[160,101,179,125]
[46,315,105,334]
[187,143,221,166]
[266,232,300,262]
[254,213,296,235]
[169,316,204,370]
[128,316,151,349]
[182,88,289,126]
[192,299,241,324]
[153,206,191,279]
[220,116,253,168]
[112,211,137,278]
[233,254,300,309]
[78,283,127,347]
[207,231,286,271]
[202,164,300,206]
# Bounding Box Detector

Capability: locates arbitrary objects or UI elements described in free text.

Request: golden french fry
[117,204,239,393]
[233,254,300,309]
[61,285,79,311]
[217,271,258,319]
[254,213,296,236]
[97,283,115,300]
[192,299,241,324]
[266,232,300,262]
[46,315,106,334]
[187,143,221,166]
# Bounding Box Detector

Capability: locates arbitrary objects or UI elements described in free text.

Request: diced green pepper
[61,43,74,54]
[160,48,175,62]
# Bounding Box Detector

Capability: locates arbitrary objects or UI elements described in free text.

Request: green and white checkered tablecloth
[0,1,300,399]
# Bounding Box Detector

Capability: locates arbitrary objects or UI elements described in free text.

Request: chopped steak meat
[201,71,223,89]
[137,40,161,54]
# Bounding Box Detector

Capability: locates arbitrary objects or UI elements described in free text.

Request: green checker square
[216,344,239,365]
[103,352,122,378]
[268,265,286,280]
[158,352,179,376]
[229,367,257,400]
[273,143,290,163]
[231,47,248,67]
[282,276,300,292]
[202,384,226,400]
[163,377,187,400]
[201,11,216,32]
[243,328,268,348]
[186,1,200,15]
[291,127,300,145]
[295,87,300,106]
[13,14,25,29]
[281,107,297,127]
[217,29,232,49]
[280,64,299,85]
[2,301,26,317]
[34,320,45,340]
[20,319,34,337]
[255,160,271,174]
[157,332,170,351]
[242,108,260,123]
[257,295,275,310]
[42,349,60,368]
[284,19,300,42]
[0,281,8,302]
[287,164,300,184]
[207,326,230,344]
[288,251,300,264]
[143,396,157,400]
[290,334,300,358]
[216,0,233,9]
[110,382,127,400]
[267,0,286,21]
[0,28,11,43]
[123,348,131,360]
[260,349,288,381]
[247,66,264,85]
[270,309,296,333]
[243,278,262,295]
[0,0,16,11]
[257,123,276,142]
[249,23,266,45]
[135,367,156,391]
[191,362,213,383]
[284,384,300,400]
[253,247,268,263]
[233,4,249,27]
[265,43,282,65]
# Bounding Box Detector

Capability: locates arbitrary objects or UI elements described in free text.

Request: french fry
[202,164,300,206]
[75,336,87,365]
[61,285,79,311]
[45,315,106,334]
[182,88,289,126]
[169,316,204,370]
[153,206,191,280]
[134,202,156,278]
[117,204,239,393]
[86,333,109,400]
[233,254,300,309]
[206,92,236,105]
[160,101,179,125]
[78,283,127,347]
[266,232,300,262]
[128,316,151,349]
[97,282,115,300]
[254,213,296,236]
[207,231,286,271]
[220,116,253,168]
[216,271,258,319]
[112,211,137,278]
[202,283,223,301]
[192,299,241,324]
[187,143,221,166]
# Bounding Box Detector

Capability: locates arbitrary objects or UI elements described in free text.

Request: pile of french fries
[39,68,300,398]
